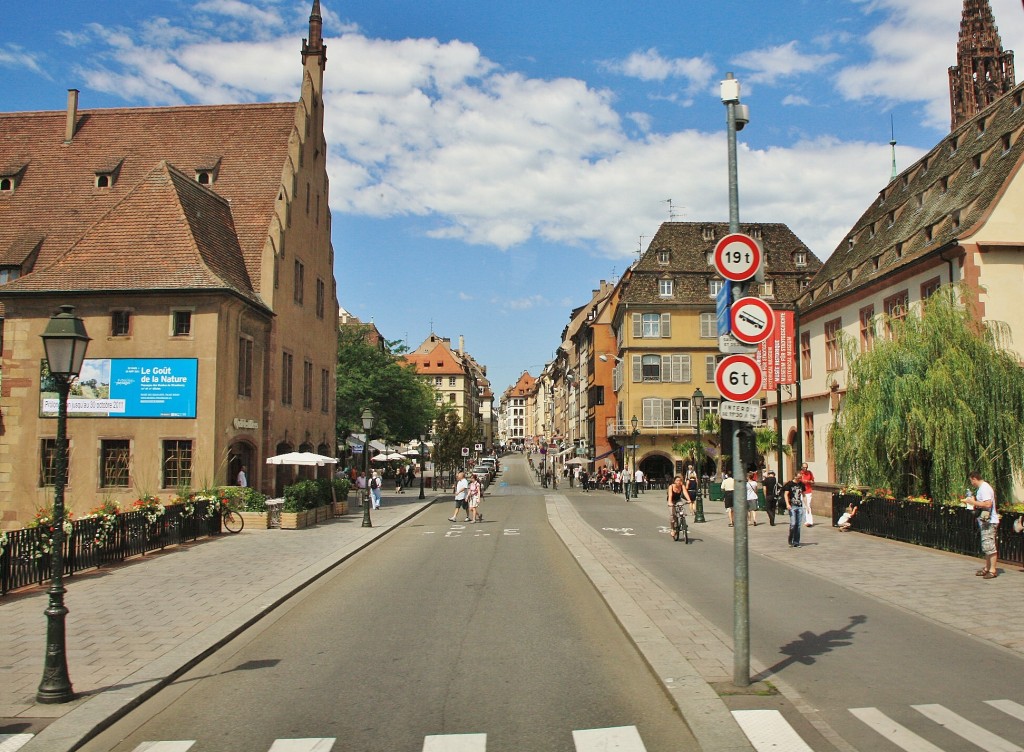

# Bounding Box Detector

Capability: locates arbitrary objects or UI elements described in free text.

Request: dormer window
[657,250,670,265]
[658,278,673,297]
[96,174,111,188]
[702,226,715,241]
[972,153,982,173]
[0,162,27,193]
[0,177,13,193]
[194,156,221,186]
[705,250,714,265]
[794,251,808,267]
[196,170,214,185]
[93,158,122,189]
[751,226,762,240]
[1002,133,1012,154]
[0,266,21,284]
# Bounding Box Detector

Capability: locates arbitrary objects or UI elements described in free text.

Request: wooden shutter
[632,312,643,338]
[661,312,671,337]
[632,355,642,382]
[662,355,671,383]
[662,399,673,427]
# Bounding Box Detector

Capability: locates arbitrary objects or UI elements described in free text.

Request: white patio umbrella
[265,451,338,466]
[565,458,588,466]
[371,452,406,462]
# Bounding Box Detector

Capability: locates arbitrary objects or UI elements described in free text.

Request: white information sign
[720,400,760,423]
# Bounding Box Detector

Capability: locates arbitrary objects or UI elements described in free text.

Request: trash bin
[709,482,723,501]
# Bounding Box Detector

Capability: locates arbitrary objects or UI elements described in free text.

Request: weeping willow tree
[831,285,1024,502]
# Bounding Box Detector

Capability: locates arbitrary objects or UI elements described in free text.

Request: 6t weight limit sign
[715,354,763,402]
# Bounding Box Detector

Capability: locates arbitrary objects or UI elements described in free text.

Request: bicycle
[670,502,689,543]
[221,507,244,534]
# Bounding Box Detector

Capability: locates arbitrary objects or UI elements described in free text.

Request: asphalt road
[80,460,697,752]
[570,487,1024,751]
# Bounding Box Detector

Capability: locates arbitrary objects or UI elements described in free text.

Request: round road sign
[713,233,762,282]
[715,354,763,402]
[730,297,775,345]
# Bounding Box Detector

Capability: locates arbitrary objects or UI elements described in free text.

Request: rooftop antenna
[889,114,898,181]
[663,198,683,221]
[636,235,646,263]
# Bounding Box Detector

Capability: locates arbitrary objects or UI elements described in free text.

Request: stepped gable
[0,101,296,294]
[1,161,265,308]
[622,221,821,306]
[801,81,1024,314]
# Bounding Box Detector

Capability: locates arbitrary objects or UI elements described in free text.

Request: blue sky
[3,0,1022,396]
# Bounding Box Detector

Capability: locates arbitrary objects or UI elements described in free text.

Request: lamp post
[629,414,639,501]
[361,409,375,528]
[418,433,427,500]
[37,305,90,704]
[692,388,707,523]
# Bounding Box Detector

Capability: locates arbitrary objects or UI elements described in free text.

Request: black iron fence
[832,494,1024,565]
[0,502,222,597]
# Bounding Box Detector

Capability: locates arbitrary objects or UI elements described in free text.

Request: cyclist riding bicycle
[667,475,691,538]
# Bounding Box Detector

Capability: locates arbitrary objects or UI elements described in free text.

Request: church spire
[948,0,1015,130]
[301,0,326,70]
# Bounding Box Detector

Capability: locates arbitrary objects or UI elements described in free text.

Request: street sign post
[730,297,775,345]
[715,354,763,403]
[719,400,760,423]
[713,233,762,282]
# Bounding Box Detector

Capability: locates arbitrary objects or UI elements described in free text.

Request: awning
[591,447,620,462]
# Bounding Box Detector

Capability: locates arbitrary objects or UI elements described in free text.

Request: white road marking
[422,733,487,751]
[850,707,944,752]
[503,529,519,535]
[601,527,636,536]
[0,735,34,752]
[987,699,1024,723]
[572,725,646,750]
[131,744,195,752]
[913,704,1023,751]
[267,740,336,752]
[731,709,814,751]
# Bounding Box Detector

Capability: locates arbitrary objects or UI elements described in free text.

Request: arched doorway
[639,454,673,487]
[274,441,294,496]
[228,441,255,489]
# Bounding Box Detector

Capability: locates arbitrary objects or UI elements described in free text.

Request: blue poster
[40,358,198,418]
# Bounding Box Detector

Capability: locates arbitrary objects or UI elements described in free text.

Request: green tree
[336,326,437,444]
[831,286,1024,502]
[754,427,791,471]
[431,409,478,480]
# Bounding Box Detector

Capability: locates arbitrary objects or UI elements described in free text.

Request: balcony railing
[607,419,700,437]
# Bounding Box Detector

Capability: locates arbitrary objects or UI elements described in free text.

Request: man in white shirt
[236,465,248,488]
[634,468,645,494]
[965,471,1000,579]
[449,471,470,522]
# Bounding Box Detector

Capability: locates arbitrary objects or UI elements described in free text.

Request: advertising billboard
[40,358,198,418]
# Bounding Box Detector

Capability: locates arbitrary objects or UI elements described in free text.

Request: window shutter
[661,312,671,337]
[662,355,671,383]
[680,354,691,383]
[632,313,643,338]
[632,355,642,383]
[662,399,673,427]
[706,355,717,383]
[643,398,657,426]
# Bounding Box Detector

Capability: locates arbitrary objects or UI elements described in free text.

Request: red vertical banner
[756,310,794,389]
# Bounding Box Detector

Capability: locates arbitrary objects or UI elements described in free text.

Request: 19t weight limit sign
[715,354,763,403]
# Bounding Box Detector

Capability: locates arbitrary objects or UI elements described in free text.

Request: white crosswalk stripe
[849,707,945,752]
[0,735,34,752]
[131,744,195,752]
[912,704,1023,752]
[988,699,1024,724]
[267,740,335,752]
[572,725,647,750]
[731,709,814,751]
[422,734,486,751]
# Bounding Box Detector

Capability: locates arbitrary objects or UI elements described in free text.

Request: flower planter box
[238,511,269,530]
[279,510,314,530]
[315,505,331,523]
[333,500,348,517]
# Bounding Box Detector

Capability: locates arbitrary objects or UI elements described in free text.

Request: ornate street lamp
[37,305,90,704]
[361,409,375,528]
[692,388,707,523]
[629,414,639,501]
[418,433,428,500]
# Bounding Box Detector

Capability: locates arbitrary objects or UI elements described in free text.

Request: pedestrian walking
[369,470,382,509]
[635,467,645,494]
[798,462,815,526]
[356,471,367,506]
[449,471,470,522]
[963,471,1000,578]
[236,465,248,488]
[746,470,759,526]
[686,471,699,516]
[580,469,589,492]
[468,474,483,522]
[721,472,735,526]
[782,475,805,547]
[763,471,779,526]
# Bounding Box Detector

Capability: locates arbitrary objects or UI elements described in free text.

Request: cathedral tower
[949,0,1015,130]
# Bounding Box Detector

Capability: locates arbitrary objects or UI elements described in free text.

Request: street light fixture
[629,414,639,501]
[361,409,375,528]
[37,304,90,704]
[418,433,427,500]
[692,388,706,523]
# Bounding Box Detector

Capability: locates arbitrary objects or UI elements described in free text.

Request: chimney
[64,89,79,144]
[459,335,465,355]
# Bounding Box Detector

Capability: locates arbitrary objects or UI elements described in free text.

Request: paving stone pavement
[0,494,435,751]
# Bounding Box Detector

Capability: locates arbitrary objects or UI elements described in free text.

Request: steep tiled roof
[0,101,296,295]
[621,222,821,306]
[802,81,1024,313]
[1,162,264,307]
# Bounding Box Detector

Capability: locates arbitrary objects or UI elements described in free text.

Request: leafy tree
[336,325,437,444]
[431,409,479,480]
[831,285,1024,502]
[755,427,791,472]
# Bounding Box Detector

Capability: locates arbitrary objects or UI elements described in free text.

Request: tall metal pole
[723,71,750,688]
[37,376,74,703]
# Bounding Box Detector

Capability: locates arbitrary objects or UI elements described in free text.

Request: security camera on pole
[717,71,758,689]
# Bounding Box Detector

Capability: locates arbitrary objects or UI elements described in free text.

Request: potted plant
[237,487,270,529]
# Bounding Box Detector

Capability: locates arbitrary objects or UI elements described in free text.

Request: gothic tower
[948,0,1015,130]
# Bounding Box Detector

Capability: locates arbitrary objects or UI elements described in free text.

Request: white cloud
[602,48,715,90]
[0,44,46,76]
[733,41,840,85]
[782,94,811,106]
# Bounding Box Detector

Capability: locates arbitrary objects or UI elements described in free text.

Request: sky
[3,0,1023,397]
